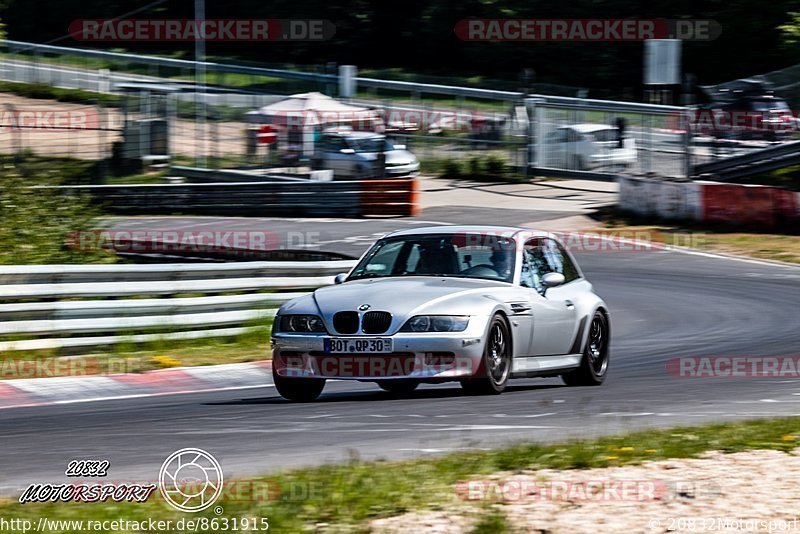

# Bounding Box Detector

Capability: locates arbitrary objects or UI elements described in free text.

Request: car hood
[313,276,505,323]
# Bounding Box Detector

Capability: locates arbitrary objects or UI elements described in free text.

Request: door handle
[564,300,575,309]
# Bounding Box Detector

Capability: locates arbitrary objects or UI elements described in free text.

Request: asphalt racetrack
[1,215,799,493]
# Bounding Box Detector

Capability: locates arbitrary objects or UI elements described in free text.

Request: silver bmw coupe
[271,226,610,401]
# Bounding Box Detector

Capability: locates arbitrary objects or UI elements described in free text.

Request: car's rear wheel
[562,311,609,386]
[272,366,326,402]
[461,314,511,395]
[378,380,419,395]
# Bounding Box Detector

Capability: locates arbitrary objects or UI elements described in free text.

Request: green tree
[779,12,800,60]
[0,166,114,264]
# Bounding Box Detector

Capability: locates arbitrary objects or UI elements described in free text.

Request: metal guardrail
[3,40,337,84]
[4,40,691,106]
[693,139,800,179]
[2,40,521,101]
[527,96,685,115]
[0,260,353,284]
[357,77,522,101]
[171,166,307,183]
[0,260,356,352]
[47,178,419,218]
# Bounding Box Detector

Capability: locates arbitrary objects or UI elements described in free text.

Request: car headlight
[400,315,469,332]
[278,315,326,333]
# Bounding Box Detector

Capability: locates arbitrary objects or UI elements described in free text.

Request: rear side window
[590,129,620,142]
[545,129,568,143]
[323,136,346,151]
[566,129,582,142]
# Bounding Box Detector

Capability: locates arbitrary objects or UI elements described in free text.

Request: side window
[566,129,582,142]
[523,238,580,287]
[323,136,345,152]
[519,253,543,293]
[545,129,567,144]
[540,238,579,283]
[521,238,546,293]
[553,240,580,282]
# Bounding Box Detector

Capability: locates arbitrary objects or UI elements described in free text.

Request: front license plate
[324,337,393,354]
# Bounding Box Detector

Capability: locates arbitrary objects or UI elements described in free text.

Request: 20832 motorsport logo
[18,448,226,513]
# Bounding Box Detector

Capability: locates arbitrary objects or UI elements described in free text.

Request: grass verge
[596,207,800,264]
[1,417,799,531]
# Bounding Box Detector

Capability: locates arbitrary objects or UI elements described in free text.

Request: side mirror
[334,273,348,285]
[541,272,565,295]
[340,148,355,154]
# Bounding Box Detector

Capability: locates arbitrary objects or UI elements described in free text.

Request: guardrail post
[683,108,692,179]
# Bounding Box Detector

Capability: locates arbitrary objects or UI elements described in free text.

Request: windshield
[348,233,517,282]
[750,100,790,113]
[347,137,392,153]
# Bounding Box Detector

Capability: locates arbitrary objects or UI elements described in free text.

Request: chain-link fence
[0,101,121,161]
[530,99,689,178]
[4,38,799,183]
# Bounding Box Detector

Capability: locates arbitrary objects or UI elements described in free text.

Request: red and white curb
[0,361,274,410]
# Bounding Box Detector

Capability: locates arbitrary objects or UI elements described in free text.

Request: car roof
[323,130,383,139]
[563,123,615,133]
[384,225,554,239]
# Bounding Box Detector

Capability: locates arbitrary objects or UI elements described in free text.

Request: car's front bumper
[384,162,420,177]
[272,331,485,380]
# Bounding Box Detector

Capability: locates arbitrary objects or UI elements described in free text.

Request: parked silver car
[542,123,636,170]
[312,130,420,178]
[271,226,610,401]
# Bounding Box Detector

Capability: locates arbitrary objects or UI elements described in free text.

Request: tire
[272,365,326,402]
[378,380,419,395]
[562,311,610,386]
[461,314,512,395]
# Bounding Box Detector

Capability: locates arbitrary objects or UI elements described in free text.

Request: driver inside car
[490,249,513,281]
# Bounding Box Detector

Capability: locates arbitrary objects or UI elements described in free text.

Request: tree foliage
[0,160,113,264]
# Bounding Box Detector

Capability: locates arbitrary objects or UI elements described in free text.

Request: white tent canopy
[245,92,377,128]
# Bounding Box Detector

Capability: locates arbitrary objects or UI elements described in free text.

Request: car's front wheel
[461,314,511,395]
[272,366,326,402]
[562,311,609,386]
